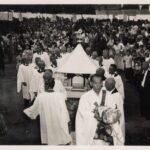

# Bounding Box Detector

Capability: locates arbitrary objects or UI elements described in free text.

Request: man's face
[36,45,41,53]
[91,77,103,94]
[103,50,108,58]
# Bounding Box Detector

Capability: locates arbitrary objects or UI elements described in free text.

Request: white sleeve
[115,76,125,100]
[23,96,40,119]
[17,65,24,93]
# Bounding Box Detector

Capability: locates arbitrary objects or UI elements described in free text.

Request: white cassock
[76,89,124,145]
[17,64,33,99]
[38,79,67,100]
[102,57,115,72]
[29,70,44,100]
[110,89,125,144]
[32,52,51,68]
[107,74,125,101]
[24,92,72,145]
[101,65,109,79]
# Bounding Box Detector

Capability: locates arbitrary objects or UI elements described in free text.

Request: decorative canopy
[56,44,98,74]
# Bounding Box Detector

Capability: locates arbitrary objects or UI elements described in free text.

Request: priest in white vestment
[24,77,71,145]
[105,78,125,144]
[76,74,123,145]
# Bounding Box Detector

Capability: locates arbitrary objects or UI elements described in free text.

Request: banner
[8,11,13,21]
[18,12,23,21]
[72,14,77,22]
[0,12,8,20]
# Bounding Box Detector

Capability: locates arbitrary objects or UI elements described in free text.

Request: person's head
[43,70,53,81]
[21,55,28,65]
[96,68,105,80]
[38,60,45,70]
[105,78,116,91]
[91,51,98,59]
[109,64,117,74]
[44,77,55,91]
[36,43,43,53]
[35,57,41,66]
[142,62,149,71]
[90,74,103,94]
[103,50,109,59]
[126,50,130,56]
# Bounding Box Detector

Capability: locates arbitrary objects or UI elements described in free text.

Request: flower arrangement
[93,102,121,145]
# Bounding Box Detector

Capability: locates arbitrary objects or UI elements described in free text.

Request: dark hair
[90,74,103,82]
[44,78,55,90]
[110,64,117,70]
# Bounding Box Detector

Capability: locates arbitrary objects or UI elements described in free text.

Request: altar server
[17,55,33,108]
[105,78,125,143]
[29,60,46,100]
[24,77,71,145]
[32,43,51,68]
[108,64,125,100]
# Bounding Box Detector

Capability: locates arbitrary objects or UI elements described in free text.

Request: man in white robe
[29,60,46,100]
[17,56,33,108]
[108,64,125,100]
[24,77,71,145]
[38,70,67,100]
[105,78,125,144]
[76,74,121,145]
[32,44,51,68]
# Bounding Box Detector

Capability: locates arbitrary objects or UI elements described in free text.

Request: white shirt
[32,52,51,68]
[102,57,115,72]
[123,55,132,68]
[107,73,125,100]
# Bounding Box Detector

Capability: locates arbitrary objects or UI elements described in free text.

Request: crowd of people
[0,16,150,145]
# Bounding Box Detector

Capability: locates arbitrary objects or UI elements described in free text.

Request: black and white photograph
[0,3,150,146]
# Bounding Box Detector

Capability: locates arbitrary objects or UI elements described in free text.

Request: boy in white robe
[17,56,33,108]
[24,77,71,145]
[29,60,46,101]
[32,44,51,68]
[76,74,120,145]
[105,78,125,144]
[38,69,67,100]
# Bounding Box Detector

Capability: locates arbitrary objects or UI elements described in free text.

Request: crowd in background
[0,16,150,145]
[0,17,150,82]
[0,16,150,116]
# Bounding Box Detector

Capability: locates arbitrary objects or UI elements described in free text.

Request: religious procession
[0,4,150,145]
